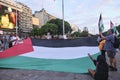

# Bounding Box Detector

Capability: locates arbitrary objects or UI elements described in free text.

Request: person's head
[107,29,114,35]
[97,55,106,63]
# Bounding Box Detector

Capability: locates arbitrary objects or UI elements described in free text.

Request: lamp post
[62,0,65,38]
[62,0,66,39]
[15,0,18,36]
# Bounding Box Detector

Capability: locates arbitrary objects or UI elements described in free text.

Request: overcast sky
[19,0,120,34]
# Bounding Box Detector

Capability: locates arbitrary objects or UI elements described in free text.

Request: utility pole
[15,0,18,36]
[62,0,65,38]
[42,0,45,26]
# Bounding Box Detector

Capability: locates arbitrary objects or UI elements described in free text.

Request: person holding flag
[100,29,117,71]
[110,20,120,54]
[98,15,117,71]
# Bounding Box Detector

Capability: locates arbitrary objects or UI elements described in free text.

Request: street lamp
[62,0,65,39]
[15,0,18,36]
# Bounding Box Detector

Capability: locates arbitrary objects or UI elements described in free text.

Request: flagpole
[62,0,65,38]
[42,0,43,9]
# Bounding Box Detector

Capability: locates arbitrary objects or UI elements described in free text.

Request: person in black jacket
[88,53,109,80]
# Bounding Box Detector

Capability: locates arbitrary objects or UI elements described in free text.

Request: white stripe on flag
[20,46,99,59]
[0,46,99,73]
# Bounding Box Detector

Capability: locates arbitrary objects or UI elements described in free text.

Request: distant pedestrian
[2,34,9,50]
[9,34,17,46]
[9,34,13,48]
[0,37,3,51]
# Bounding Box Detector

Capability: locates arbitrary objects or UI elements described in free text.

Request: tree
[83,27,88,32]
[80,31,89,37]
[47,18,72,35]
[41,23,58,35]
[116,25,120,32]
[71,31,81,38]
[37,28,43,37]
[30,28,39,36]
[71,30,89,38]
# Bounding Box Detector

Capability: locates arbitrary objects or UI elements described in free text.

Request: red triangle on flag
[0,38,34,58]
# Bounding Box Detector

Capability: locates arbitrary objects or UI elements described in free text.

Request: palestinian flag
[110,21,114,29]
[0,38,100,73]
[98,14,104,33]
[110,21,119,35]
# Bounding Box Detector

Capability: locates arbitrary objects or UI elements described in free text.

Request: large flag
[110,21,119,35]
[98,14,104,33]
[0,38,100,73]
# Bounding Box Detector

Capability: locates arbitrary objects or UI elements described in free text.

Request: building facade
[32,17,39,27]
[0,0,22,11]
[34,8,56,28]
[17,2,32,33]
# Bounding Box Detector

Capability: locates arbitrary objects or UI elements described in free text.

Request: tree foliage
[71,30,88,38]
[37,28,43,36]
[79,31,89,37]
[47,18,72,35]
[71,31,81,38]
[30,28,39,36]
[41,23,58,35]
[116,25,120,32]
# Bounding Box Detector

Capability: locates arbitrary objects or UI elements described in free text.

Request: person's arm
[88,53,94,61]
[88,53,97,66]
[100,32,106,40]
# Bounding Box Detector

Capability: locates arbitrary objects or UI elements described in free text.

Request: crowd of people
[0,33,24,51]
[88,29,119,80]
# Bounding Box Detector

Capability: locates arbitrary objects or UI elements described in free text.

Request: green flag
[98,14,104,33]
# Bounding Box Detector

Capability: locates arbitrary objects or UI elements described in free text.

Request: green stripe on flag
[100,24,104,32]
[113,26,119,35]
[0,52,100,73]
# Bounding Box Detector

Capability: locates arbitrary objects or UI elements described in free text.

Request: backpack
[112,36,120,48]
